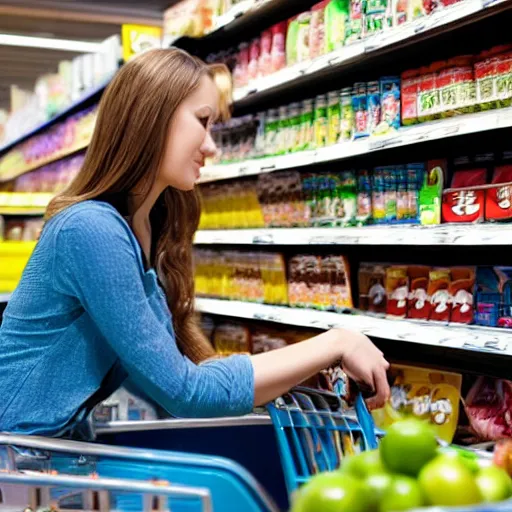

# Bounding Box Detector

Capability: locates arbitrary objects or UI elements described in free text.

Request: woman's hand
[333,328,390,410]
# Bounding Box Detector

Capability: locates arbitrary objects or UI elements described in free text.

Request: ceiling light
[0,34,101,53]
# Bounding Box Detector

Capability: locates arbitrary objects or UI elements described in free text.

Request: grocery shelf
[0,192,52,216]
[194,223,512,246]
[233,0,490,104]
[198,107,512,183]
[0,76,112,157]
[0,141,89,183]
[195,297,512,357]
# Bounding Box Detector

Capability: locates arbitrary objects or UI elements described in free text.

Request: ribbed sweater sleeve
[51,206,254,418]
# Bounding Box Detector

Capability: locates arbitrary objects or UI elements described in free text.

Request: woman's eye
[198,116,209,128]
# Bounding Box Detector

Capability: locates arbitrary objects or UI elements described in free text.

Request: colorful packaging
[314,94,329,148]
[407,266,431,320]
[296,12,313,63]
[373,364,462,443]
[359,263,387,313]
[340,87,355,142]
[270,22,287,73]
[356,169,373,225]
[213,322,251,355]
[372,168,386,223]
[309,1,330,60]
[248,38,261,82]
[352,83,369,139]
[347,0,364,42]
[396,166,408,221]
[419,160,443,225]
[367,81,381,135]
[386,265,409,317]
[428,268,452,322]
[465,377,512,442]
[449,267,476,324]
[286,16,300,67]
[287,103,302,153]
[258,29,273,78]
[401,70,420,125]
[299,99,315,151]
[380,76,401,131]
[383,167,397,222]
[327,91,341,146]
[324,0,350,53]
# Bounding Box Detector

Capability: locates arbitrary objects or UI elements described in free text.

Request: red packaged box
[407,266,431,320]
[442,187,485,223]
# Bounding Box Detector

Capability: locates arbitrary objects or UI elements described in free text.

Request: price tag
[252,234,274,244]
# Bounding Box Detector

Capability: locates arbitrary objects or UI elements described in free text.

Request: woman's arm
[251,328,390,409]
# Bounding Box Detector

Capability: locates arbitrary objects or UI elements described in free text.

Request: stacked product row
[209,43,512,164]
[200,149,512,228]
[208,0,466,91]
[0,106,96,179]
[194,248,512,329]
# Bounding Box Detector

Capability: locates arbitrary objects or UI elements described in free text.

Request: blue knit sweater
[0,200,254,437]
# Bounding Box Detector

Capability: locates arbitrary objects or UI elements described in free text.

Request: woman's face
[159,75,219,191]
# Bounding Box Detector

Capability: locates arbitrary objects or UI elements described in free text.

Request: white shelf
[199,107,512,183]
[195,298,512,357]
[0,293,11,303]
[194,223,512,246]
[233,0,495,103]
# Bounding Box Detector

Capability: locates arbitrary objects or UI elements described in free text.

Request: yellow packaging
[372,364,462,443]
[121,24,162,62]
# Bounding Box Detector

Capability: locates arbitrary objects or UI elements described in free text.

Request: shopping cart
[0,470,212,511]
[0,432,279,512]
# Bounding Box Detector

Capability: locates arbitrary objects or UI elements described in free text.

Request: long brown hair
[46,48,232,363]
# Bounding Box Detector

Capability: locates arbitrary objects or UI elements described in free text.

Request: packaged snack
[347,0,364,42]
[407,266,431,319]
[367,81,381,135]
[337,170,357,226]
[383,166,397,222]
[248,38,260,82]
[486,165,512,222]
[233,42,249,88]
[428,268,451,322]
[327,91,341,146]
[339,87,355,142]
[276,105,290,155]
[386,265,409,317]
[465,377,512,441]
[359,263,387,313]
[401,69,420,125]
[324,0,350,53]
[329,254,353,310]
[379,76,401,131]
[264,108,279,156]
[296,11,313,63]
[356,169,373,225]
[299,99,315,151]
[270,22,287,73]
[396,166,408,221]
[286,16,300,67]
[314,94,329,148]
[258,29,272,78]
[372,167,386,223]
[419,160,444,225]
[451,168,487,188]
[213,322,251,355]
[449,267,475,324]
[372,364,462,443]
[352,83,369,139]
[309,1,329,60]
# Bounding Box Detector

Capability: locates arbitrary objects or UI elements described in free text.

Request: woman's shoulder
[48,200,129,236]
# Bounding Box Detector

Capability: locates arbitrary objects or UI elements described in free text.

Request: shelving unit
[196,297,512,357]
[199,108,512,183]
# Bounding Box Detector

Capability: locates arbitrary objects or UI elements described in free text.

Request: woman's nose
[201,130,217,158]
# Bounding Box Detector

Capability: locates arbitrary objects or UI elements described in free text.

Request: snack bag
[359,263,387,313]
[407,265,431,319]
[372,364,462,443]
[449,266,475,324]
[428,267,451,322]
[386,265,409,317]
[309,1,330,60]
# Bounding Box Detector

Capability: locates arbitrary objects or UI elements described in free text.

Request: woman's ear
[208,62,233,122]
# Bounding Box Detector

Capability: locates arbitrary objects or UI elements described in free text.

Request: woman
[0,48,389,438]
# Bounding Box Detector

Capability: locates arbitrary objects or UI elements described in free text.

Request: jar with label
[287,102,302,153]
[264,109,279,156]
[299,99,315,151]
[339,87,355,142]
[314,94,328,149]
[327,91,341,146]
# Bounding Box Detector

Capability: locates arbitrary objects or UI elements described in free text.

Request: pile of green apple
[291,418,512,512]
